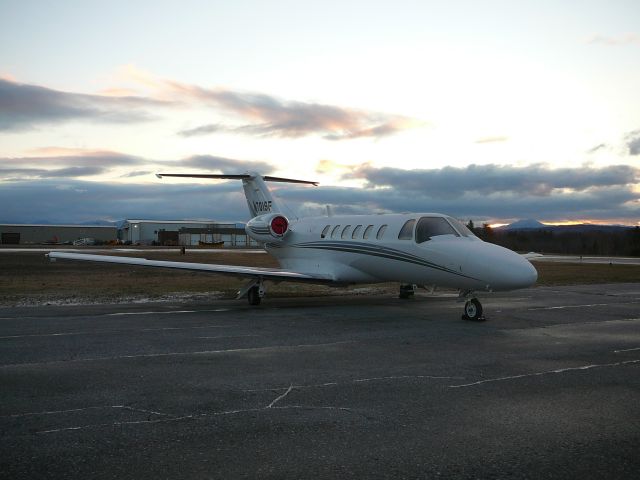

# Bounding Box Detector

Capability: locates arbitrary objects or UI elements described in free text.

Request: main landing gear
[238,278,265,306]
[247,285,262,305]
[399,284,416,299]
[459,290,485,321]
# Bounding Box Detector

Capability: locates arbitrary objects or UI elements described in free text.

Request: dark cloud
[625,130,640,155]
[0,151,148,180]
[119,170,154,178]
[277,184,640,224]
[1,162,637,224]
[171,84,419,140]
[587,143,606,154]
[0,151,273,181]
[0,79,167,131]
[0,179,250,224]
[0,76,418,140]
[0,166,106,180]
[347,163,639,198]
[177,124,223,137]
[1,151,145,168]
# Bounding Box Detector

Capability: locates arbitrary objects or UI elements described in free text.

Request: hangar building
[119,219,259,247]
[0,224,118,245]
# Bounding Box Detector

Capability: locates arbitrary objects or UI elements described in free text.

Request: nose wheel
[462,298,485,322]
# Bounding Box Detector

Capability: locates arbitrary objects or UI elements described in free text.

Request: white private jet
[48,172,537,321]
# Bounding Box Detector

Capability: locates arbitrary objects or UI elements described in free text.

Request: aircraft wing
[47,252,334,283]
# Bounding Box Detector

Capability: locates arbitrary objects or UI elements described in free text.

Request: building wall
[120,221,219,244]
[178,228,261,248]
[0,225,117,244]
[119,220,257,247]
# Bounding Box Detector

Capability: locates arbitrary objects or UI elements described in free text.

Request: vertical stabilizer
[241,174,282,217]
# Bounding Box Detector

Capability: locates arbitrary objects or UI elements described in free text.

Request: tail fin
[156,172,317,218]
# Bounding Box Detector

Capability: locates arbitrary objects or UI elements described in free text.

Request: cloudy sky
[1,0,638,225]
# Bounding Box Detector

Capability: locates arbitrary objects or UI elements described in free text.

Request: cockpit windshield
[446,217,477,238]
[415,217,459,243]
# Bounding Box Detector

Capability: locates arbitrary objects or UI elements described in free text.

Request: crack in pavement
[33,404,354,435]
[266,385,293,408]
[244,374,465,393]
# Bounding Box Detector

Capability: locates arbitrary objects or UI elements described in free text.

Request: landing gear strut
[238,278,266,306]
[399,284,416,299]
[247,285,261,305]
[459,290,485,321]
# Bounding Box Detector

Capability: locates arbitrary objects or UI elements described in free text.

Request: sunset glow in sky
[1,0,639,225]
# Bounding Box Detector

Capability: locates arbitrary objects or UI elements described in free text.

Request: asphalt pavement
[1,284,639,479]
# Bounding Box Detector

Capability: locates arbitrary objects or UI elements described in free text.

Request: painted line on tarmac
[0,341,356,368]
[0,308,233,322]
[614,347,640,353]
[106,308,230,316]
[528,302,639,311]
[1,404,172,419]
[449,359,640,388]
[196,334,260,339]
[0,324,235,339]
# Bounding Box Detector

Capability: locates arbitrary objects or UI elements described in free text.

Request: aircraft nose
[506,255,538,290]
[474,243,538,291]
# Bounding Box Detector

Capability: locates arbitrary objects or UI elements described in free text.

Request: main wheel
[463,298,484,321]
[247,285,261,306]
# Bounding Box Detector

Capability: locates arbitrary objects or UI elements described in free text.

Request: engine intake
[246,213,290,242]
[270,215,288,237]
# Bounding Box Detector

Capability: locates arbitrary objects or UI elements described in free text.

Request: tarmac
[1,283,639,479]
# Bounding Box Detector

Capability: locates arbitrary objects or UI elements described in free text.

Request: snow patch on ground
[8,291,226,308]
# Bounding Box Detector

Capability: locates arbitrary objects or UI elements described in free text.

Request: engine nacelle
[246,213,290,243]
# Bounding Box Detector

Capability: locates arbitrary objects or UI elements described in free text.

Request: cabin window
[341,225,352,239]
[376,224,388,240]
[363,225,374,239]
[330,225,341,239]
[398,219,416,240]
[321,225,331,238]
[415,217,459,243]
[352,225,363,239]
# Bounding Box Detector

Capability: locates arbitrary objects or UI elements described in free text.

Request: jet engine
[246,213,290,243]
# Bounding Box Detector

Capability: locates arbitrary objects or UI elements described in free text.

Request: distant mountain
[500,219,546,230]
[0,219,118,226]
[77,220,118,226]
[496,219,634,233]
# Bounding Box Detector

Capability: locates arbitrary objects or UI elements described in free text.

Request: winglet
[155,173,163,179]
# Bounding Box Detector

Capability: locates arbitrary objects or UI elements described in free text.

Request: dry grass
[0,249,638,306]
[531,261,640,286]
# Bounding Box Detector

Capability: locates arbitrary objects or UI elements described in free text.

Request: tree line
[466,221,640,257]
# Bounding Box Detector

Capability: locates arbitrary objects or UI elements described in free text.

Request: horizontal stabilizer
[156,173,318,185]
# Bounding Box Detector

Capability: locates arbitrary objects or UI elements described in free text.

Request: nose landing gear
[463,298,484,321]
[459,290,485,321]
